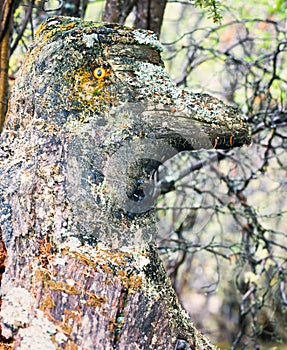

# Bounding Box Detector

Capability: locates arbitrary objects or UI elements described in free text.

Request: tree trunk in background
[0,0,14,132]
[134,0,167,36]
[61,0,89,18]
[0,16,250,349]
[102,0,136,25]
[102,0,168,36]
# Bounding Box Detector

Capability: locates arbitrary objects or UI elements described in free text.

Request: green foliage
[192,0,223,22]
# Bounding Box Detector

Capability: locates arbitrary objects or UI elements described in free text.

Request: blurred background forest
[0,0,287,349]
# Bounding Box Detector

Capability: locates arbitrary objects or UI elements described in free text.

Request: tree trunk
[0,0,14,132]
[60,0,89,18]
[102,0,136,25]
[0,16,250,349]
[102,0,168,36]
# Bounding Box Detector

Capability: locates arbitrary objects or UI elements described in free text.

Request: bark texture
[0,16,250,349]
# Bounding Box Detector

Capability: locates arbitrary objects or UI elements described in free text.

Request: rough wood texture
[0,16,250,349]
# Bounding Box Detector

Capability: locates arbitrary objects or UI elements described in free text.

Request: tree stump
[0,16,250,349]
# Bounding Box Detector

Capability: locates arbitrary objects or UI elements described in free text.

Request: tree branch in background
[10,0,34,54]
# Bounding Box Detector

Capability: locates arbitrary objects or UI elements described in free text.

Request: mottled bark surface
[0,16,250,349]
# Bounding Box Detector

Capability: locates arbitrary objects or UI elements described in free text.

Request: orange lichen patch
[40,294,56,310]
[47,280,81,295]
[43,308,79,338]
[86,292,107,308]
[70,251,98,269]
[35,20,77,40]
[36,27,58,42]
[0,344,13,350]
[34,267,51,283]
[119,271,142,291]
[59,323,73,337]
[49,320,73,339]
[64,341,79,350]
[129,275,142,291]
[110,252,132,265]
[63,309,79,321]
[108,317,117,332]
[37,240,56,268]
[101,263,114,275]
[64,66,114,109]
[59,21,77,31]
[35,22,47,37]
[116,269,129,289]
[59,310,81,336]
[58,248,143,297]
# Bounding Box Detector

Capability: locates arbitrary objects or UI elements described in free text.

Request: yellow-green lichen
[63,65,114,111]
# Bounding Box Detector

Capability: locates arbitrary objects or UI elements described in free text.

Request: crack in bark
[112,287,129,347]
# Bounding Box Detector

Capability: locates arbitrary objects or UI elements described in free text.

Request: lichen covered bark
[0,16,250,349]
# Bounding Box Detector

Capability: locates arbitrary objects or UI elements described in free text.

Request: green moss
[92,89,100,97]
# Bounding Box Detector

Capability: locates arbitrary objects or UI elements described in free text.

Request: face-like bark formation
[0,16,249,349]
